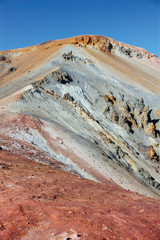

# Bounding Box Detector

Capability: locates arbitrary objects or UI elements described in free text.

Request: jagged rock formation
[61,35,159,60]
[0,35,160,239]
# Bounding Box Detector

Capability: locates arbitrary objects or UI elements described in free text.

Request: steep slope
[1,35,160,239]
[0,35,160,98]
[1,35,160,197]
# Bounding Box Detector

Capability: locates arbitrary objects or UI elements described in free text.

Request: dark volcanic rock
[0,55,7,61]
[8,67,17,73]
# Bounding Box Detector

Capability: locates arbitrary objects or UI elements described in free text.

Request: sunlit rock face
[0,35,160,239]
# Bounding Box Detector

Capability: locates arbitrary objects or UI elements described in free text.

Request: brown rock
[111,111,119,123]
[63,93,74,101]
[144,122,155,136]
[148,146,159,161]
[104,95,116,104]
[83,36,92,45]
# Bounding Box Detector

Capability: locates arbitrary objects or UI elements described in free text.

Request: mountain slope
[1,35,160,196]
[0,35,160,239]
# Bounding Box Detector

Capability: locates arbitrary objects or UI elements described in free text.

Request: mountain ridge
[1,35,159,59]
[0,35,160,239]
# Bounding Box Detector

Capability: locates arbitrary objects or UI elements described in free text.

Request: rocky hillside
[0,35,160,239]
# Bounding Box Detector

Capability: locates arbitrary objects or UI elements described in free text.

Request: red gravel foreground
[0,150,160,240]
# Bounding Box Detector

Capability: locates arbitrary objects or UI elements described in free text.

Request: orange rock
[148,146,159,161]
[83,36,92,45]
[144,122,155,136]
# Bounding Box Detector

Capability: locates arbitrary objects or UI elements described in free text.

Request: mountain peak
[0,34,160,239]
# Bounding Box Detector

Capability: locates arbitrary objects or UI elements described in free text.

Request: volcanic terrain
[0,35,160,239]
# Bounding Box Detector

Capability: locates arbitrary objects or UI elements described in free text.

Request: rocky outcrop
[62,51,94,65]
[0,55,7,61]
[0,34,160,239]
[103,91,159,138]
[0,55,11,63]
[63,92,74,101]
[51,67,73,84]
[34,67,73,87]
[67,35,159,60]
[11,59,159,196]
[8,66,17,73]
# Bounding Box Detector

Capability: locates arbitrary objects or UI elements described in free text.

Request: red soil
[0,150,160,240]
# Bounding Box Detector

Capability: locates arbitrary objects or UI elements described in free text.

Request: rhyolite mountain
[0,35,160,239]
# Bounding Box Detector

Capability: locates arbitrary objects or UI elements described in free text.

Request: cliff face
[0,35,160,239]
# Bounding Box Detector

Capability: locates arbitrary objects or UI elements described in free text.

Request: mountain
[0,35,160,239]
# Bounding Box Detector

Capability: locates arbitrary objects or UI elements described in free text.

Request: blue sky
[0,0,160,56]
